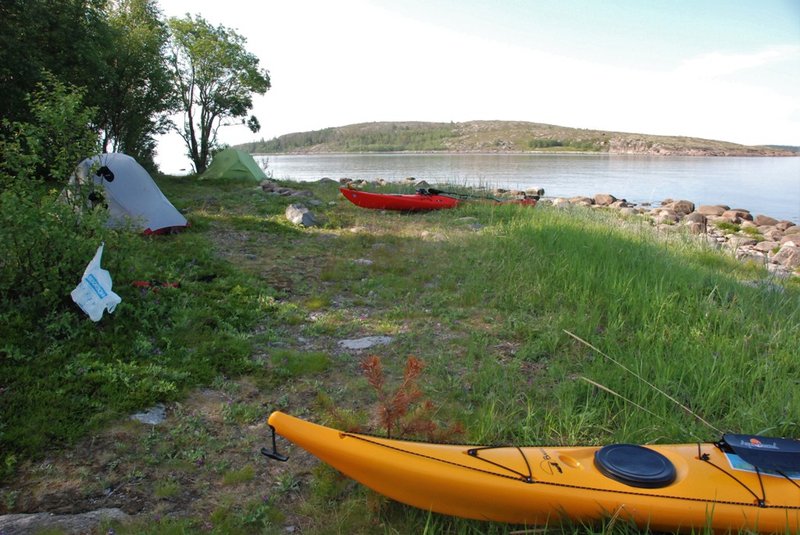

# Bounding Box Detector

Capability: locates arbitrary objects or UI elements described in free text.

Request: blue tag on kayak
[724,452,800,480]
[722,434,800,476]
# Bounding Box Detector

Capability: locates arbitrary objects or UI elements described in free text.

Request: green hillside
[237,120,796,156]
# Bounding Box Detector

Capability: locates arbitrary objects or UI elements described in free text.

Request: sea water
[259,153,800,223]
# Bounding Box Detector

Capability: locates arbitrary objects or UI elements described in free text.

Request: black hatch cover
[595,444,677,488]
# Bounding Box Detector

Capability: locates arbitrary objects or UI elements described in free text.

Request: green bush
[0,75,106,308]
[0,76,114,476]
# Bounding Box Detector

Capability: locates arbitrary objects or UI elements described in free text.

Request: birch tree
[167,15,270,173]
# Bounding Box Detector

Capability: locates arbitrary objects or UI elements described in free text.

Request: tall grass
[430,203,799,444]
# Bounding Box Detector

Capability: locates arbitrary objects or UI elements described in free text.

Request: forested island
[238,120,798,157]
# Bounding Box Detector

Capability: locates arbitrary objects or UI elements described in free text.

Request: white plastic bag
[70,243,122,321]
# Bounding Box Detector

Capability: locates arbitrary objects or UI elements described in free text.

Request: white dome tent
[72,153,188,234]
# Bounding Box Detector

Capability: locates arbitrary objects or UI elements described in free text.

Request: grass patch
[154,480,181,499]
[714,220,740,233]
[269,349,331,379]
[222,465,256,486]
[741,225,762,237]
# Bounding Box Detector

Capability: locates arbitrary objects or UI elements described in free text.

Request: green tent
[201,148,267,180]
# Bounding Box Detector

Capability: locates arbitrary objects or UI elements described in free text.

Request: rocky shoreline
[543,193,800,278]
[329,177,800,279]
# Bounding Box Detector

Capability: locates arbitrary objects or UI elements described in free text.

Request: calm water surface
[259,153,800,222]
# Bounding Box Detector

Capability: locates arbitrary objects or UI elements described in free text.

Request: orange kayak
[266,411,800,533]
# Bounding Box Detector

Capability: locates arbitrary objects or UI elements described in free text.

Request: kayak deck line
[342,432,799,510]
[342,432,535,483]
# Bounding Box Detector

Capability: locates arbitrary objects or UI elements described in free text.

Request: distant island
[236,120,798,157]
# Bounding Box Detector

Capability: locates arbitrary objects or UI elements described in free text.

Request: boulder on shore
[594,193,617,206]
[663,200,695,215]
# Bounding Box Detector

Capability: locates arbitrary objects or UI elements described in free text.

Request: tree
[0,0,109,128]
[0,0,176,169]
[95,0,175,170]
[167,15,270,174]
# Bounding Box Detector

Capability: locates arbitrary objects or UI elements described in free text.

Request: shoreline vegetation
[236,120,800,157]
[1,176,798,534]
[338,177,800,276]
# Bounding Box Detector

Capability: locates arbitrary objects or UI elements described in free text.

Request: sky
[155,0,800,173]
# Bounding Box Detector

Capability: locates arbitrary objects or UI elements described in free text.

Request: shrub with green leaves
[0,75,106,310]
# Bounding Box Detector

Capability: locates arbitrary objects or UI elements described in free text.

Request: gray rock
[289,190,313,197]
[766,263,793,277]
[721,209,753,222]
[654,208,679,224]
[753,241,780,253]
[261,180,280,192]
[772,245,800,270]
[684,212,707,224]
[728,236,758,248]
[131,403,166,425]
[759,226,783,241]
[570,196,594,206]
[664,200,695,215]
[754,214,779,226]
[594,193,617,206]
[338,336,394,350]
[0,508,128,535]
[736,249,766,263]
[285,204,318,227]
[687,222,706,235]
[697,205,726,216]
[784,225,800,236]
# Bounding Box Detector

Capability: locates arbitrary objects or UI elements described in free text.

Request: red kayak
[340,187,537,211]
[340,187,460,211]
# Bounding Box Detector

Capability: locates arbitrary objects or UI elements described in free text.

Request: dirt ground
[1,200,466,535]
[0,219,352,532]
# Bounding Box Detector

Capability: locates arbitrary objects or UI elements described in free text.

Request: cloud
[676,45,800,78]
